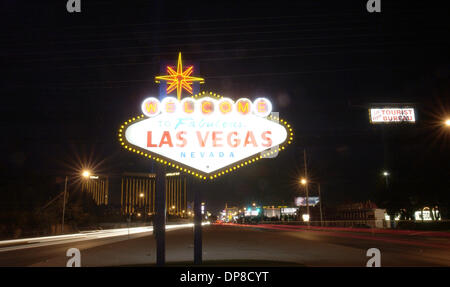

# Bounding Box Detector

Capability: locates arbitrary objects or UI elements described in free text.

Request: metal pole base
[155,165,166,266]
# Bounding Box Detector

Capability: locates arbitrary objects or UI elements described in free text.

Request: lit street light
[383,171,390,186]
[82,170,91,178]
[62,169,93,234]
[301,178,323,226]
[300,176,310,226]
[445,119,450,127]
[302,149,310,227]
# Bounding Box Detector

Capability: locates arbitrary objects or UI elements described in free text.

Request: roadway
[0,223,449,266]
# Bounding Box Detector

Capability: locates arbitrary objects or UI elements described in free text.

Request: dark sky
[1,0,449,213]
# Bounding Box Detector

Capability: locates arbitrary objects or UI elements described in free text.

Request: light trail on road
[0,222,210,253]
[221,223,450,249]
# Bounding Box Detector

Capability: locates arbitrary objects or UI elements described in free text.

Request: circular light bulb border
[118,91,294,180]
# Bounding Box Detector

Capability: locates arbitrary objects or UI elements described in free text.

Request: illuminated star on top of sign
[155,52,205,100]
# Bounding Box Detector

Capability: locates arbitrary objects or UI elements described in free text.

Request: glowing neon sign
[369,108,416,123]
[155,53,204,100]
[119,55,293,180]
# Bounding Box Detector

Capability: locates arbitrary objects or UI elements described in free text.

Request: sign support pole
[194,182,202,264]
[155,164,166,266]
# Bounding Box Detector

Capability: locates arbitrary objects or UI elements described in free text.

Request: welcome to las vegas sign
[118,54,294,180]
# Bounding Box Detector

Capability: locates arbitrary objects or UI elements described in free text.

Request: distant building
[263,207,280,218]
[414,206,441,221]
[221,204,239,222]
[324,201,389,228]
[262,206,298,221]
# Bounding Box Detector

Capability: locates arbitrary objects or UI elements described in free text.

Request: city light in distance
[302,214,310,222]
[166,172,180,177]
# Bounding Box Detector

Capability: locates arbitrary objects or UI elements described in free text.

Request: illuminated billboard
[295,197,320,207]
[245,207,261,217]
[263,208,281,218]
[369,108,415,123]
[118,53,294,180]
[281,207,298,215]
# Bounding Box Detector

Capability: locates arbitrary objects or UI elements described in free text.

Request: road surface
[0,223,449,266]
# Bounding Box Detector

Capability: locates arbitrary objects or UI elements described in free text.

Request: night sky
[2,0,449,213]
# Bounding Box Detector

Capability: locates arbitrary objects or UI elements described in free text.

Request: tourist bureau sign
[118,92,293,180]
[369,108,416,123]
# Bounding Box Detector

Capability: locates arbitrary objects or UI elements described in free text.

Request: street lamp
[300,177,310,226]
[445,118,450,127]
[61,176,68,234]
[383,171,390,186]
[301,178,323,226]
[62,169,92,234]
